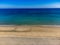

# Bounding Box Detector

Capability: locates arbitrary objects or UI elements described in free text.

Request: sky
[0,0,60,8]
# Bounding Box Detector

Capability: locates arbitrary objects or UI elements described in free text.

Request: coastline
[0,25,60,32]
[0,25,60,37]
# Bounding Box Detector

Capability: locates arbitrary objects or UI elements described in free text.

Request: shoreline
[0,25,60,32]
[0,25,60,37]
[0,25,60,27]
[1,25,60,26]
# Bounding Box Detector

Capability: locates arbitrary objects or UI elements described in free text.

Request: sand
[0,37,60,45]
[0,25,60,32]
[0,25,60,45]
[0,25,60,37]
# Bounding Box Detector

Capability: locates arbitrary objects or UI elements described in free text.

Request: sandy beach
[0,25,60,45]
[0,25,60,32]
[0,25,59,37]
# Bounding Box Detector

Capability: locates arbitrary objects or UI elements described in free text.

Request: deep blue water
[0,8,60,25]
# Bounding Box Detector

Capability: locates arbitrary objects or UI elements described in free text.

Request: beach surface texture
[0,25,60,45]
[0,25,60,37]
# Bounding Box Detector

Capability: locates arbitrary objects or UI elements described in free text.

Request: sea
[0,8,60,25]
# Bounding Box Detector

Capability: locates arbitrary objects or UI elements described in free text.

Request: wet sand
[0,25,60,32]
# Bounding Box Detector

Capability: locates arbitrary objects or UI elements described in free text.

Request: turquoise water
[0,8,60,25]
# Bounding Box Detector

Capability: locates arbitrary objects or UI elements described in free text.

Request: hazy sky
[0,0,60,8]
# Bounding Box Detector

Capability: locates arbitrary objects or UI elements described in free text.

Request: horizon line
[0,8,60,9]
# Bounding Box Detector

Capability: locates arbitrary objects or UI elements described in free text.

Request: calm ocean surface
[0,8,60,25]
